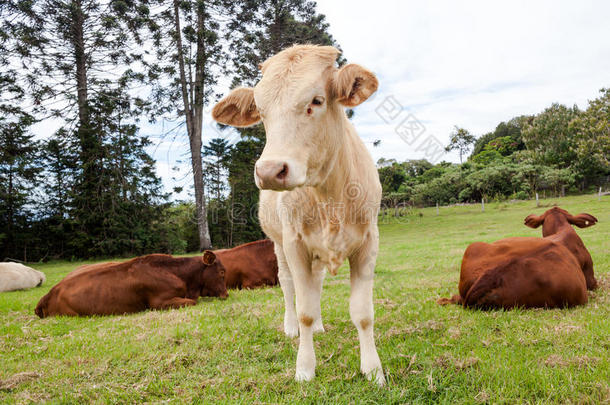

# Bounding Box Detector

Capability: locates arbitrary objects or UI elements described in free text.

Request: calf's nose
[255,160,289,190]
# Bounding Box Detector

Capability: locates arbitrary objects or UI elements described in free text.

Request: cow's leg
[283,238,320,382]
[348,231,385,386]
[145,276,196,311]
[275,244,299,338]
[311,268,325,334]
[149,296,197,310]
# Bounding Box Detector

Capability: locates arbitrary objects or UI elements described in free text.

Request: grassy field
[1,194,608,404]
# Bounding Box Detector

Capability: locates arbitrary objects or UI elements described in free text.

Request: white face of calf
[212,45,378,191]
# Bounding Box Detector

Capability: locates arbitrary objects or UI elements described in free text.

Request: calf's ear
[333,64,378,107]
[568,213,598,228]
[524,214,543,228]
[212,87,261,127]
[202,250,217,265]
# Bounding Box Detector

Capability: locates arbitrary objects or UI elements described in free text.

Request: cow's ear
[212,87,261,127]
[568,213,598,228]
[333,64,378,107]
[524,214,544,228]
[202,250,216,265]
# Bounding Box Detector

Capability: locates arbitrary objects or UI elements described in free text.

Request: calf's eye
[311,96,324,106]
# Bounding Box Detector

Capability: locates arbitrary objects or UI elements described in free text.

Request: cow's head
[212,45,378,190]
[524,206,597,237]
[200,251,228,299]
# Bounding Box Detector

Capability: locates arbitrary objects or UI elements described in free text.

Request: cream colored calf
[212,45,384,385]
[0,263,46,292]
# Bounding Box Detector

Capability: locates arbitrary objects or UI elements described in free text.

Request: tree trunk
[70,0,99,240]
[173,0,211,250]
[71,0,88,131]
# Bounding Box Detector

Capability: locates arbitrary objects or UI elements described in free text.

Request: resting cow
[439,207,598,309]
[35,252,227,317]
[212,45,385,384]
[214,239,278,289]
[0,263,46,292]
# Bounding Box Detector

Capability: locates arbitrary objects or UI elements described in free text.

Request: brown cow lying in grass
[214,239,278,289]
[439,207,598,309]
[35,252,228,317]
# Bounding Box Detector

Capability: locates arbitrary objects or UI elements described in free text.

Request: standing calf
[35,252,227,317]
[439,207,598,309]
[212,45,385,384]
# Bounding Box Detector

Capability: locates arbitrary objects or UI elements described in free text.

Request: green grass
[1,194,609,404]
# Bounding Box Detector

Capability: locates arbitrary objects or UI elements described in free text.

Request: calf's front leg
[275,244,299,337]
[283,236,323,382]
[348,231,385,386]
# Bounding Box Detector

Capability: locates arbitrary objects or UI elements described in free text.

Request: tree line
[0,0,341,261]
[378,88,609,208]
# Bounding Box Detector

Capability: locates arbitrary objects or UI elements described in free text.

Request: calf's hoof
[284,318,299,338]
[312,319,325,334]
[363,366,385,386]
[294,368,315,382]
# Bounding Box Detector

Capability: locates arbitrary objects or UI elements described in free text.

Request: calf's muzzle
[255,160,291,190]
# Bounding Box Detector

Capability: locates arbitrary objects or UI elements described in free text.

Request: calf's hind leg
[348,231,385,386]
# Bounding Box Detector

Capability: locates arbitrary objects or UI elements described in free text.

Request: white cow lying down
[0,263,46,292]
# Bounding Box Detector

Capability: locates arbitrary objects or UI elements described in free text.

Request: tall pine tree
[1,0,166,257]
[215,0,344,245]
[0,110,41,261]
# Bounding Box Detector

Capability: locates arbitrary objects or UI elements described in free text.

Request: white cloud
[316,0,610,164]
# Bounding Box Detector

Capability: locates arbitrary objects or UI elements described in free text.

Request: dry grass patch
[542,354,599,368]
[0,372,41,391]
[434,353,479,370]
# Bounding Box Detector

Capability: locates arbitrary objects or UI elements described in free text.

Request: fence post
[600,187,603,201]
[436,202,439,216]
[536,192,539,207]
[481,198,485,212]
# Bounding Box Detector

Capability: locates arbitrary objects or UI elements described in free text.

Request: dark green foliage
[383,93,609,209]
[0,111,40,261]
[378,163,407,195]
[203,138,231,202]
[569,88,610,187]
[471,116,529,157]
[225,136,266,245]
[522,104,580,168]
[67,86,169,258]
[227,0,344,88]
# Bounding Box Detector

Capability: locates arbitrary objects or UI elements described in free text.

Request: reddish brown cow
[438,207,598,309]
[35,252,228,317]
[214,239,279,289]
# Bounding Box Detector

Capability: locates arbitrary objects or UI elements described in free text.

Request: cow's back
[216,240,278,289]
[36,261,180,317]
[460,237,587,308]
[0,263,46,292]
[64,262,122,280]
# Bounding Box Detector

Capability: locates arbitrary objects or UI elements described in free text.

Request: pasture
[1,194,608,404]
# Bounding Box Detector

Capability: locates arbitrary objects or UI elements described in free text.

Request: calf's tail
[35,293,51,318]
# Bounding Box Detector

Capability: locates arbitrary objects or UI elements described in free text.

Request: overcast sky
[314,0,610,163]
[149,0,610,197]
